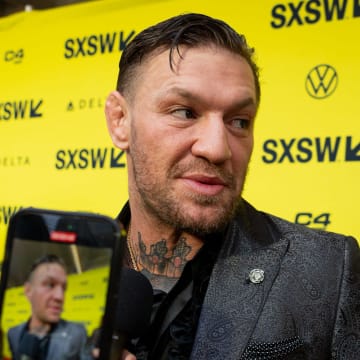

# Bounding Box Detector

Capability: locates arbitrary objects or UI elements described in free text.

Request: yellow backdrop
[0,0,358,257]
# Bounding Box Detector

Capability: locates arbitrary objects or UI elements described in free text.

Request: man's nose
[53,286,65,301]
[191,116,232,164]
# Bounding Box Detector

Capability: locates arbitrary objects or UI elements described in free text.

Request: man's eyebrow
[229,97,257,110]
[43,274,66,283]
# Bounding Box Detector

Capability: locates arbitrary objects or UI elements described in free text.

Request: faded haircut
[116,13,260,102]
[27,254,66,282]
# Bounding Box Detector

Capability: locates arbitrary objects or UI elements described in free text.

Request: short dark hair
[117,13,260,102]
[27,254,66,281]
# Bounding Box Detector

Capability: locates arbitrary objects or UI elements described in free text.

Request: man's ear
[24,281,32,300]
[105,91,130,150]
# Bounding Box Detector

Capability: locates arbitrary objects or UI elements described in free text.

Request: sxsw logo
[0,206,22,226]
[55,148,126,169]
[305,64,338,99]
[0,99,43,121]
[271,0,360,28]
[64,30,136,59]
[262,136,360,163]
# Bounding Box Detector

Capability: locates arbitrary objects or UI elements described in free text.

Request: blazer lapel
[46,321,68,359]
[191,203,289,360]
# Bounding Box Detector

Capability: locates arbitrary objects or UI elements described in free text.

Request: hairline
[27,255,67,283]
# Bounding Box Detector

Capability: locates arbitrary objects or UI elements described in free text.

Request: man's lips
[181,174,227,195]
[48,306,62,314]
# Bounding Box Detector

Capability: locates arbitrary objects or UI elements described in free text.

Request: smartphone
[0,207,125,360]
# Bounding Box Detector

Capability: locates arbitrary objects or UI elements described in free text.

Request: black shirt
[132,233,222,360]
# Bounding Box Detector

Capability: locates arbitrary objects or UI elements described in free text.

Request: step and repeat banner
[0,2,359,257]
[0,0,359,354]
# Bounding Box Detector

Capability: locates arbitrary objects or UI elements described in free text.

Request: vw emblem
[305,64,338,99]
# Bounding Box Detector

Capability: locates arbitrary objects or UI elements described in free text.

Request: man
[8,254,88,360]
[105,13,360,359]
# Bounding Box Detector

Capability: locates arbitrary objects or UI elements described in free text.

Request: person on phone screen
[7,254,87,360]
[104,12,360,360]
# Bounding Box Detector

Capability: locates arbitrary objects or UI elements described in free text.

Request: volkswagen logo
[305,64,338,99]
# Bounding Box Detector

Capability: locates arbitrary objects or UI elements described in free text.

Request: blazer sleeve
[7,327,17,359]
[68,322,88,359]
[331,236,360,358]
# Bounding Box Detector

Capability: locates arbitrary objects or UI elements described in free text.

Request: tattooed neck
[133,231,193,290]
[29,323,50,337]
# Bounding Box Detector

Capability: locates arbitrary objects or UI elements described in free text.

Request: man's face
[25,263,67,327]
[121,46,257,234]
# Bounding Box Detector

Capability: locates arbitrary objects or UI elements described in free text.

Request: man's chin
[183,198,240,234]
[46,314,61,324]
[179,209,232,235]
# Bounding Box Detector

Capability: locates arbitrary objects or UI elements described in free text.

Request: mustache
[170,159,235,187]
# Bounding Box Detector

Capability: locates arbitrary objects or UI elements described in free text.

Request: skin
[24,263,67,335]
[106,45,257,290]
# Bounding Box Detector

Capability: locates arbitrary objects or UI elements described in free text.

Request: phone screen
[0,208,124,360]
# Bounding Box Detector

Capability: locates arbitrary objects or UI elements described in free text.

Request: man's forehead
[31,263,65,278]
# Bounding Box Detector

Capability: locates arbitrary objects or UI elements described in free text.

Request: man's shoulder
[57,319,87,334]
[267,211,353,240]
[7,322,26,344]
[259,208,358,256]
[240,199,357,248]
[8,322,26,335]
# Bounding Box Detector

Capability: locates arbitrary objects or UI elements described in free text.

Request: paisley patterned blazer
[191,200,360,359]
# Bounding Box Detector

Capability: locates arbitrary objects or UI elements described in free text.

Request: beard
[128,137,247,237]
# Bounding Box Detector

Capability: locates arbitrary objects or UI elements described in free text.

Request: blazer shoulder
[236,200,358,253]
[57,319,87,335]
[265,211,358,244]
[8,322,26,339]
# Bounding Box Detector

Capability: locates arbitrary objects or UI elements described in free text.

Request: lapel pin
[249,268,265,284]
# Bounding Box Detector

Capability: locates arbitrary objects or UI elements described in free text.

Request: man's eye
[44,282,55,289]
[232,118,250,129]
[172,108,196,119]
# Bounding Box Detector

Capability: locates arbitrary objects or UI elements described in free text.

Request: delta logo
[270,0,360,29]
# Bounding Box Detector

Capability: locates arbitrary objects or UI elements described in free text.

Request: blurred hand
[90,347,135,360]
[122,349,136,360]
